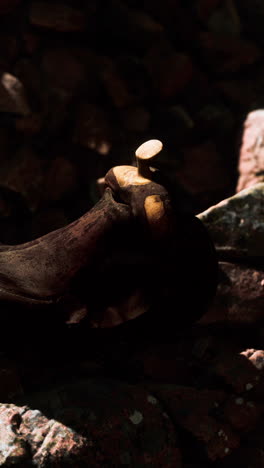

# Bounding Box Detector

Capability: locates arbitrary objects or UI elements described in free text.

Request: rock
[138,343,193,383]
[0,405,29,465]
[201,262,264,325]
[29,2,86,32]
[175,140,228,210]
[14,59,45,110]
[100,2,163,53]
[199,32,261,73]
[15,113,42,135]
[0,34,18,67]
[241,349,264,371]
[42,157,78,202]
[222,396,259,432]
[98,57,133,109]
[149,384,239,461]
[41,48,86,94]
[145,39,193,99]
[122,106,150,132]
[207,0,241,36]
[198,183,264,259]
[0,403,86,466]
[22,32,40,55]
[0,146,45,212]
[215,79,259,109]
[6,380,181,466]
[195,102,235,136]
[237,110,264,192]
[0,72,31,116]
[219,447,264,468]
[209,349,261,394]
[73,103,113,155]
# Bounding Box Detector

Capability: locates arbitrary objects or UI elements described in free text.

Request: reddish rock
[207,1,241,36]
[0,405,29,465]
[145,40,193,99]
[0,146,44,211]
[73,103,113,155]
[199,32,261,73]
[0,72,31,116]
[201,262,264,325]
[42,157,78,202]
[0,381,181,466]
[237,110,264,192]
[195,101,235,136]
[22,32,40,55]
[0,34,18,67]
[208,349,261,394]
[14,59,45,109]
[42,48,86,93]
[138,343,193,383]
[15,113,42,134]
[150,384,239,461]
[122,106,150,132]
[101,2,163,53]
[219,447,264,468]
[223,396,260,432]
[175,140,228,198]
[29,2,86,32]
[241,349,264,371]
[99,57,133,109]
[216,79,259,108]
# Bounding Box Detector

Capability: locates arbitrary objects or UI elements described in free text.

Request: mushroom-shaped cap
[105,139,163,192]
[135,139,163,179]
[104,139,172,238]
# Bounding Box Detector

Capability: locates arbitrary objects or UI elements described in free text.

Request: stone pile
[0,0,263,243]
[0,1,263,467]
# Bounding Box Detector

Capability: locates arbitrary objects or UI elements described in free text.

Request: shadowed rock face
[0,381,181,467]
[198,183,264,260]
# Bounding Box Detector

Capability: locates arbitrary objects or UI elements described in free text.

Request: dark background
[0,0,263,244]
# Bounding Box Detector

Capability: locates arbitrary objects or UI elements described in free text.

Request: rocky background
[0,0,264,467]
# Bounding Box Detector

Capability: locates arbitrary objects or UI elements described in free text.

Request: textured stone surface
[199,33,261,73]
[0,380,181,467]
[237,110,264,192]
[0,146,44,211]
[149,384,239,461]
[202,262,264,324]
[175,140,228,198]
[30,2,86,32]
[0,72,31,116]
[198,183,264,259]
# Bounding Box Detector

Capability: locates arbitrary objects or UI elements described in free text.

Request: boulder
[198,183,264,259]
